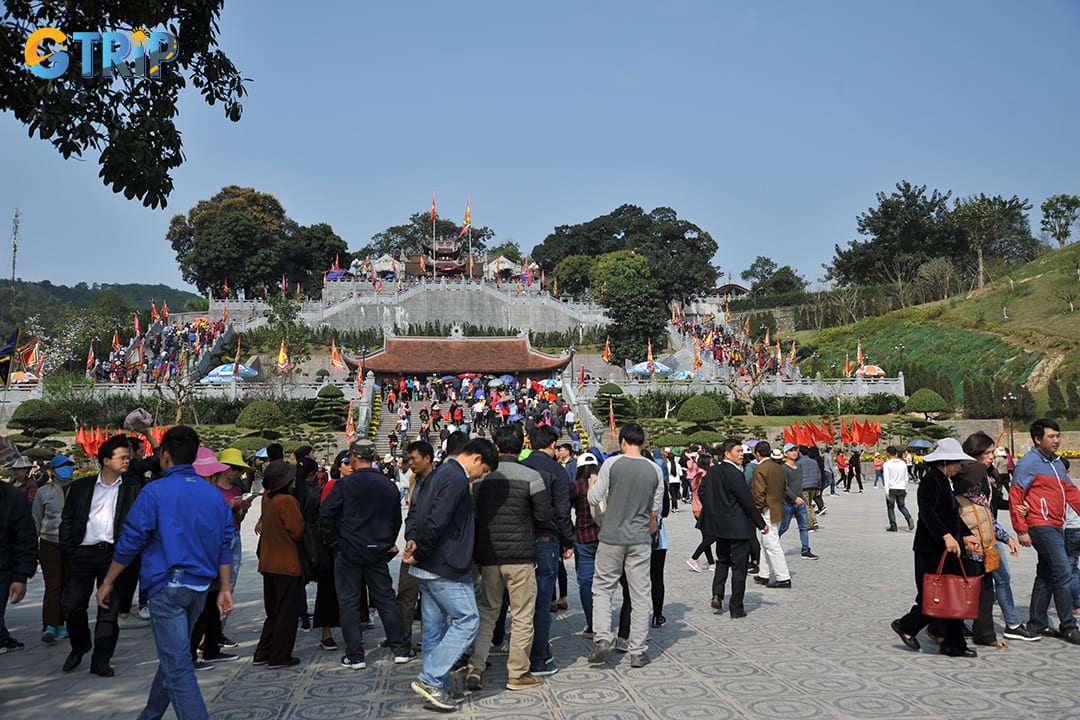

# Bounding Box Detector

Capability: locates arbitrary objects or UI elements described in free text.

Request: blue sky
[3,1,1078,291]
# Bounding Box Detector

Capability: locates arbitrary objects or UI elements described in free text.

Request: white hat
[578,452,599,467]
[923,438,976,464]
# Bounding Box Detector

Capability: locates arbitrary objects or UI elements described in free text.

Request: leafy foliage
[904,389,949,419]
[0,1,247,208]
[9,399,65,433]
[531,204,718,304]
[1041,194,1080,249]
[361,211,494,258]
[235,400,287,430]
[591,251,668,366]
[676,395,723,427]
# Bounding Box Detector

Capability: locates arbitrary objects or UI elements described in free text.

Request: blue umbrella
[671,370,704,380]
[539,378,560,388]
[908,439,935,449]
[508,413,524,421]
[255,447,269,458]
[499,374,516,385]
[475,389,485,399]
[629,361,672,374]
[439,375,455,382]
[201,363,258,383]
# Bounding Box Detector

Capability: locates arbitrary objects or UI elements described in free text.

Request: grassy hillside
[799,242,1080,400]
[0,279,200,311]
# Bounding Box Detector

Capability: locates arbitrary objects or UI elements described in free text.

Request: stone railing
[575,373,905,400]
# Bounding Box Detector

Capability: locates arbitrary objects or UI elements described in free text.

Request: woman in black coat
[891,438,981,657]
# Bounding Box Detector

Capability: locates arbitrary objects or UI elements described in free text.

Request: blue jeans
[414,574,478,691]
[138,586,209,720]
[574,540,598,630]
[530,535,560,670]
[825,471,836,495]
[874,470,884,487]
[1066,527,1080,610]
[991,548,1021,627]
[1028,525,1079,634]
[779,501,810,553]
[0,569,11,645]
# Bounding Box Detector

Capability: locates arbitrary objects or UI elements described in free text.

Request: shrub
[904,389,949,420]
[686,430,723,446]
[597,383,624,396]
[230,436,271,455]
[677,396,723,427]
[10,399,65,432]
[236,401,287,430]
[317,384,345,399]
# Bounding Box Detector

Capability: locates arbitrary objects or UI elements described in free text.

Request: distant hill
[0,279,200,311]
[798,241,1080,410]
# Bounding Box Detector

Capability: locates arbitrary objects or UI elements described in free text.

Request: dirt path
[1026,351,1065,391]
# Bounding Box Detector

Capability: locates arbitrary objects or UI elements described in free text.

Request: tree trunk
[977,248,985,290]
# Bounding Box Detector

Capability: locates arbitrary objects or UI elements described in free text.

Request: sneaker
[204,652,238,663]
[907,516,916,531]
[581,627,595,639]
[708,564,717,571]
[299,616,312,632]
[340,655,366,669]
[588,640,612,664]
[1003,624,1042,642]
[193,660,215,671]
[629,652,651,668]
[411,679,456,711]
[531,657,558,677]
[801,551,819,559]
[318,637,339,651]
[268,657,301,669]
[613,638,630,653]
[489,640,509,655]
[394,647,419,664]
[41,626,57,644]
[465,664,483,690]
[0,637,25,654]
[885,527,899,532]
[220,635,239,648]
[56,626,68,639]
[818,506,828,515]
[686,558,702,572]
[506,673,544,690]
[137,605,151,621]
[753,576,769,585]
[651,614,667,628]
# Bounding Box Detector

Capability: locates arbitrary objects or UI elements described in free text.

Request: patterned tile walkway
[2,485,1077,719]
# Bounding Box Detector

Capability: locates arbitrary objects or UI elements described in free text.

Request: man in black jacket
[320,439,413,669]
[521,425,574,677]
[403,437,498,712]
[1,479,37,653]
[467,425,551,692]
[700,439,767,618]
[59,435,141,676]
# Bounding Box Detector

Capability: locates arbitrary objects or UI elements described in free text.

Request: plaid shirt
[568,473,600,545]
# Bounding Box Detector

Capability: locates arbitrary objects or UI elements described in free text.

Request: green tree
[284,223,349,296]
[168,186,292,293]
[590,251,667,367]
[553,255,597,297]
[487,240,522,264]
[1067,381,1080,420]
[1041,194,1080,249]
[951,194,1033,289]
[676,395,723,431]
[740,256,777,287]
[754,266,807,296]
[532,205,718,304]
[935,370,955,408]
[362,212,494,258]
[1,2,247,208]
[188,213,279,295]
[904,388,949,420]
[1048,379,1067,416]
[262,293,311,374]
[827,181,955,286]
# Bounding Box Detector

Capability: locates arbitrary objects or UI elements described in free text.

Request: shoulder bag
[922,550,982,620]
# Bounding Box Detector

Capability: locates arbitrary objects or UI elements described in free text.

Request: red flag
[783,426,795,445]
[431,192,436,223]
[851,418,862,446]
[459,198,471,237]
[840,419,850,444]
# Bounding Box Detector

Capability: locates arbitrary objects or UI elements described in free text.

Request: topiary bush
[10,399,65,433]
[904,389,949,420]
[677,395,723,429]
[317,384,344,399]
[236,400,287,430]
[596,383,623,397]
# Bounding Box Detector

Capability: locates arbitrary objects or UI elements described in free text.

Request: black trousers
[692,530,715,565]
[190,581,223,661]
[668,483,682,508]
[62,545,126,664]
[313,561,340,629]
[713,539,750,614]
[651,549,666,617]
[896,550,970,655]
[256,574,301,665]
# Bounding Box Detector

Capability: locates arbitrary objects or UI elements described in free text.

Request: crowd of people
[4,407,1080,715]
[91,318,227,384]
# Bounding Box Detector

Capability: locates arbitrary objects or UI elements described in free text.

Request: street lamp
[361,345,368,379]
[1003,392,1017,459]
[568,344,576,382]
[894,342,905,375]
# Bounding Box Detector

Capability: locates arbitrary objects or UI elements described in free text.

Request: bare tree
[723,371,770,415]
[883,259,916,308]
[915,257,958,301]
[830,284,862,325]
[153,375,203,425]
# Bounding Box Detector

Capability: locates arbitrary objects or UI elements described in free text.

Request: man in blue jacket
[96,426,233,720]
[320,438,413,669]
[404,437,498,712]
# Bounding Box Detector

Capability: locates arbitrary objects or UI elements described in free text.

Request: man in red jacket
[1010,418,1080,644]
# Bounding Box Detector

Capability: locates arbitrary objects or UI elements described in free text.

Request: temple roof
[363,335,570,376]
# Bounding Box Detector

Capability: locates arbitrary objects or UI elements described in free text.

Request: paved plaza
[2,485,1079,720]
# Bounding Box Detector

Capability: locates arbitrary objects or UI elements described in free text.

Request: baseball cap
[783,443,798,453]
[49,454,75,480]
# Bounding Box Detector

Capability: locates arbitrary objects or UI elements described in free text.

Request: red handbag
[922,550,982,619]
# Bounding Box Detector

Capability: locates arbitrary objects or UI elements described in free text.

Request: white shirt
[882,458,909,491]
[82,473,121,545]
